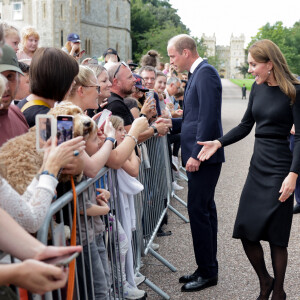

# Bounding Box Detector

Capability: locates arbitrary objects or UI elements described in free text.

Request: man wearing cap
[127,60,138,72]
[103,48,120,63]
[0,44,28,147]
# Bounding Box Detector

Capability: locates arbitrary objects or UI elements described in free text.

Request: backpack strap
[21,100,51,113]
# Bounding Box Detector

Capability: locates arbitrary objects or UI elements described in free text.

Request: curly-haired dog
[0,102,95,194]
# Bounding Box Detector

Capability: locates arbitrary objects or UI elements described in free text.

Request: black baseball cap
[103,48,120,62]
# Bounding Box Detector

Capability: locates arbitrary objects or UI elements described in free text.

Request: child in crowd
[1,22,20,52]
[17,26,39,63]
[154,71,167,111]
[77,118,112,300]
[110,115,146,299]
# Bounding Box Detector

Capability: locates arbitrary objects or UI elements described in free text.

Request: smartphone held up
[35,114,74,151]
[145,89,156,109]
[57,115,74,145]
[97,109,112,129]
[35,115,56,152]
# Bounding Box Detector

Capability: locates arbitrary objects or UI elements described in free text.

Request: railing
[26,135,189,300]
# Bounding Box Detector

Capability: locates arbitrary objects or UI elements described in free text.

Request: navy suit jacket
[181,60,225,166]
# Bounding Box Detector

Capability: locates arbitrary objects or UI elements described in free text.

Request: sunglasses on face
[113,61,129,78]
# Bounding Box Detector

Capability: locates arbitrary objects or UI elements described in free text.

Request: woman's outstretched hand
[197,140,222,161]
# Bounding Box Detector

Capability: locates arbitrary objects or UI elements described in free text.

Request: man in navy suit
[167,34,225,292]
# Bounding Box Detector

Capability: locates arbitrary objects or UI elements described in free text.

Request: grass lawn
[230,79,255,91]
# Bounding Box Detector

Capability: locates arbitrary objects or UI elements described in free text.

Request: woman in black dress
[197,39,300,300]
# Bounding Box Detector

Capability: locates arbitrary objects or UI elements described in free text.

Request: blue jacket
[181,60,225,166]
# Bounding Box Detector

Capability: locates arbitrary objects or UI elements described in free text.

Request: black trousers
[187,163,222,278]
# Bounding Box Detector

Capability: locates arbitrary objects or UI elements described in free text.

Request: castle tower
[0,0,132,60]
[202,33,216,57]
[229,34,245,79]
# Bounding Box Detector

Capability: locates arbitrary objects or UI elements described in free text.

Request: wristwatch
[150,125,158,136]
[139,113,147,118]
[105,137,116,148]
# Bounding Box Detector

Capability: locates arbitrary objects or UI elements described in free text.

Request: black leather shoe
[293,204,300,214]
[179,272,199,283]
[181,275,218,292]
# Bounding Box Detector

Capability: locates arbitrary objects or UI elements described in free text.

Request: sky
[169,0,300,47]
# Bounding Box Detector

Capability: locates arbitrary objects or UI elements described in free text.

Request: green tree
[135,21,188,63]
[236,63,250,78]
[131,0,189,62]
[248,21,300,74]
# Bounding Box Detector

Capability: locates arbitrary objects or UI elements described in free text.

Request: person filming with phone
[105,62,169,142]
[62,33,85,61]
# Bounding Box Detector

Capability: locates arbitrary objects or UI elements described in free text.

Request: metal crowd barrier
[35,167,124,300]
[26,135,190,300]
[128,135,189,299]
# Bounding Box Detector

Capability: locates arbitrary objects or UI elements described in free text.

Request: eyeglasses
[83,85,101,94]
[114,61,129,78]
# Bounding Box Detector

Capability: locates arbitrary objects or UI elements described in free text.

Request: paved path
[140,79,300,299]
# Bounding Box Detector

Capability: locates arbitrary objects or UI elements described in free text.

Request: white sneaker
[134,275,146,286]
[151,242,159,251]
[123,282,146,299]
[172,181,184,191]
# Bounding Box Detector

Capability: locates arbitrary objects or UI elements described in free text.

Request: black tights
[241,239,287,299]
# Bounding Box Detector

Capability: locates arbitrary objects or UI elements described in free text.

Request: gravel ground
[138,79,300,300]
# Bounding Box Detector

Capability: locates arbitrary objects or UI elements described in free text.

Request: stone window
[116,7,119,21]
[85,0,90,14]
[12,2,23,21]
[43,2,46,19]
[61,30,64,47]
[85,39,91,55]
[88,39,91,55]
[60,4,64,20]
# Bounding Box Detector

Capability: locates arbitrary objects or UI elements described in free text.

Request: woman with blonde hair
[0,22,20,52]
[197,39,300,300]
[66,65,100,111]
[17,26,39,62]
[86,64,112,116]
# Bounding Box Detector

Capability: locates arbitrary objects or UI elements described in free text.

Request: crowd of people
[0,22,186,300]
[1,19,300,300]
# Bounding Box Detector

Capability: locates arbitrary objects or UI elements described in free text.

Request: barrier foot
[137,272,170,300]
[168,204,189,223]
[178,170,188,182]
[148,247,177,272]
[172,192,187,207]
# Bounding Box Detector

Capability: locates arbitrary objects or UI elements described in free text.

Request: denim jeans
[77,238,109,300]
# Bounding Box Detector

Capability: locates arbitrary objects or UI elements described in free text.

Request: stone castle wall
[0,0,132,60]
[202,33,245,79]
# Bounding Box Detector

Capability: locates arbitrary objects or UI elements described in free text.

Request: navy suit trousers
[187,163,222,278]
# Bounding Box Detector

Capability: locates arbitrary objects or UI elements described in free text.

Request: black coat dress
[219,82,300,247]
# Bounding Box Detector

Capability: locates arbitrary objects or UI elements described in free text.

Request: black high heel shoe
[270,291,286,300]
[257,278,275,300]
